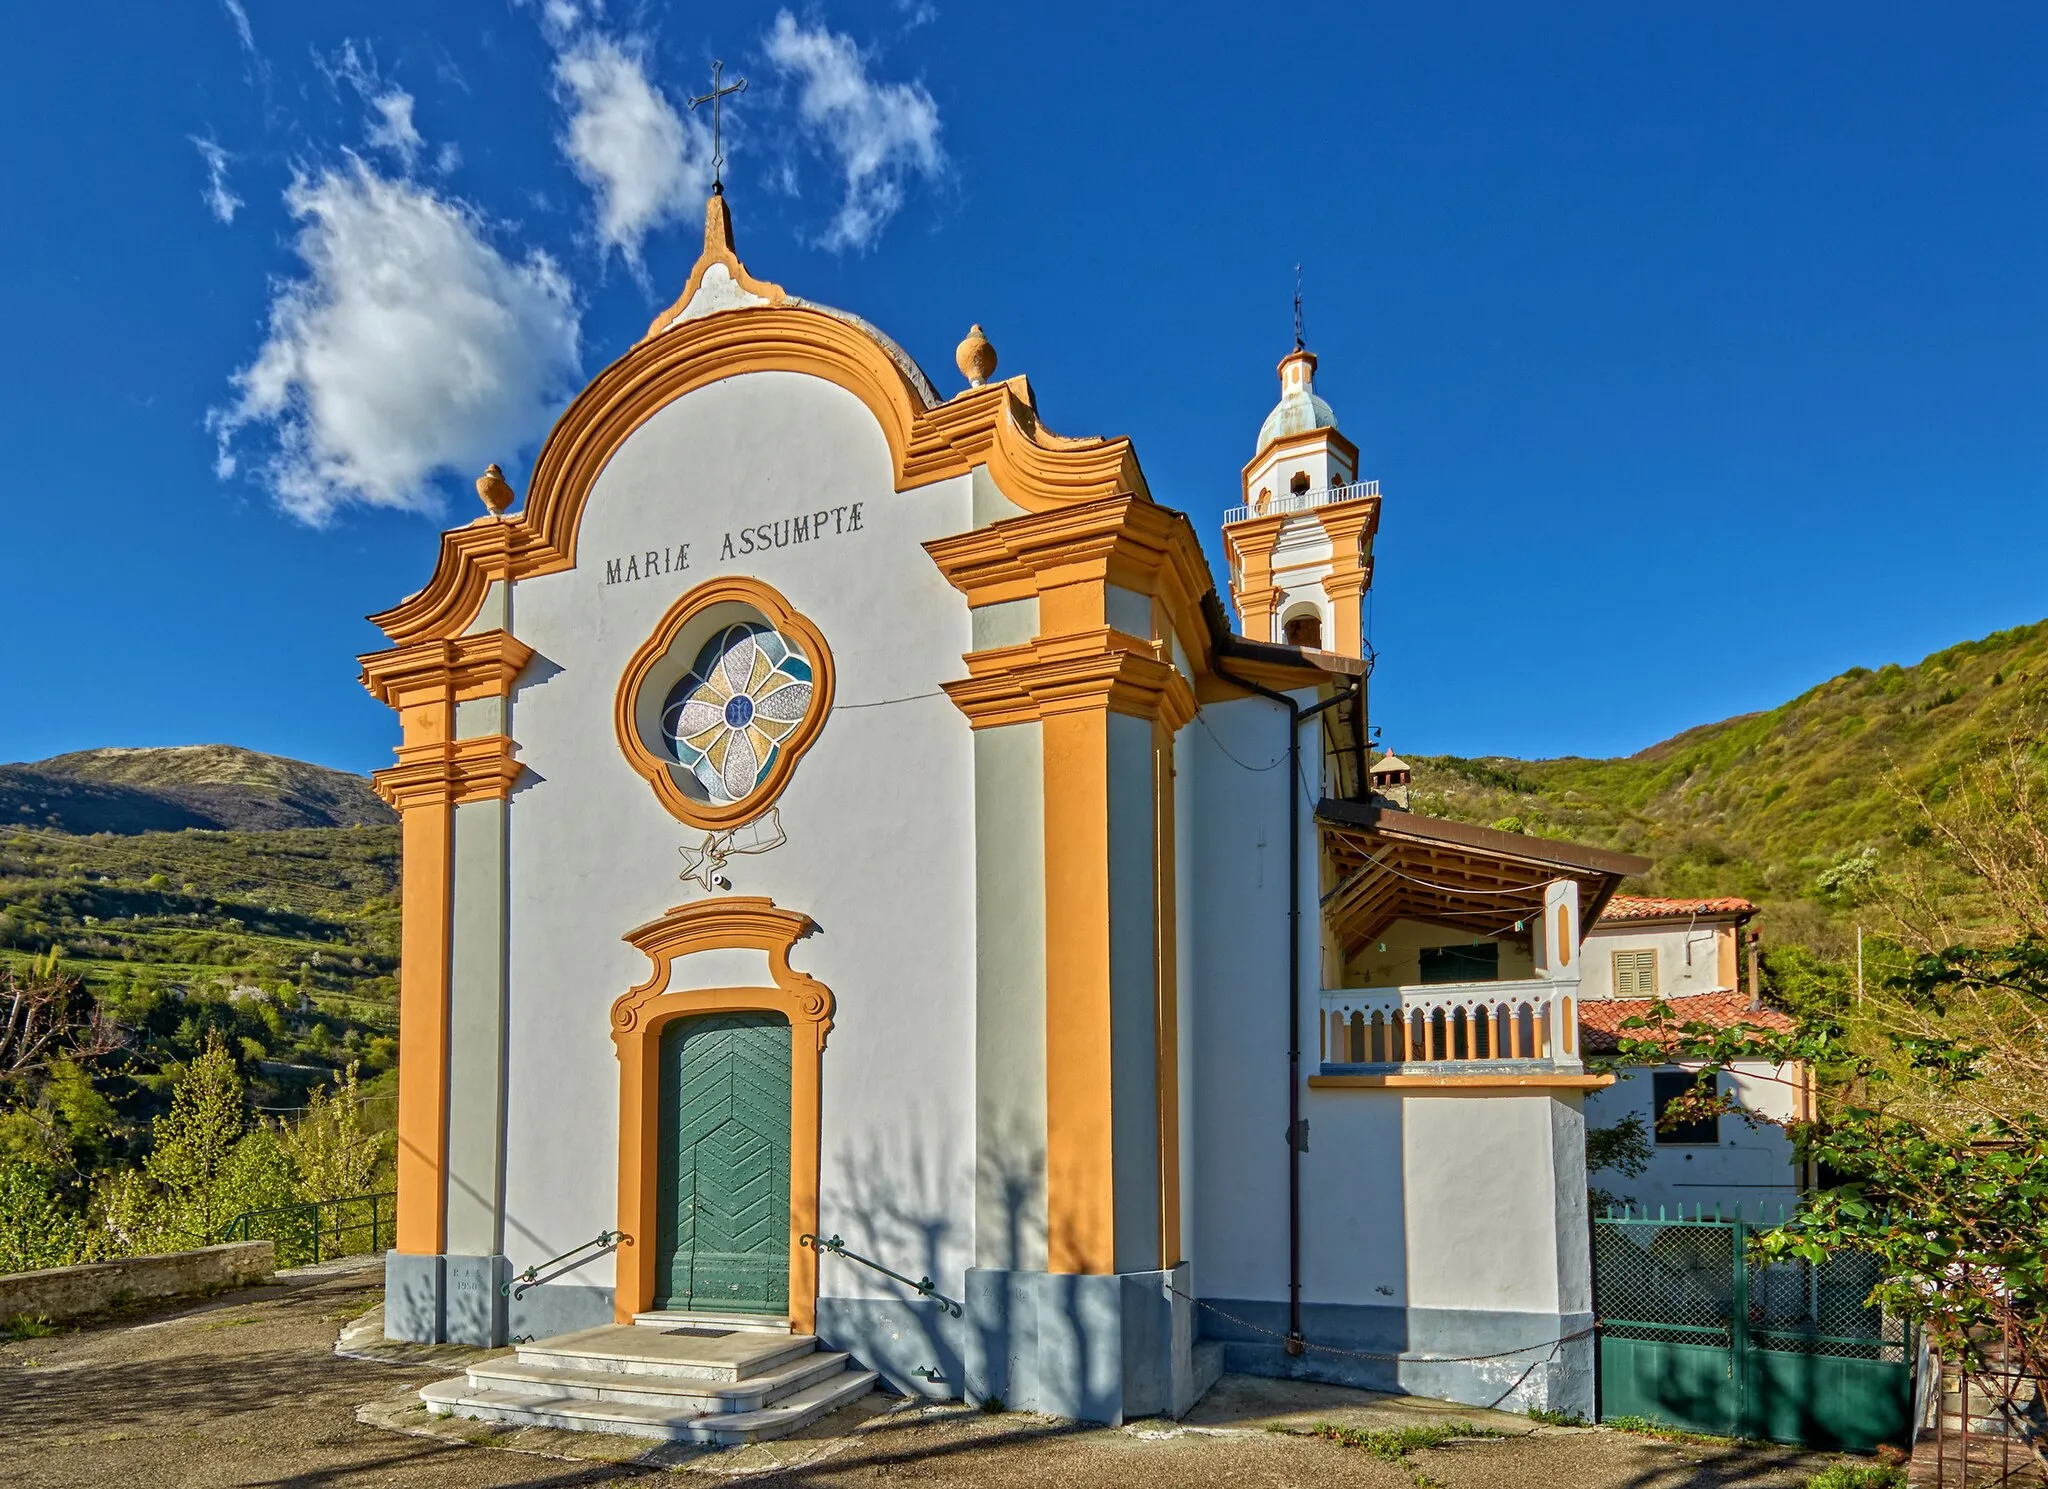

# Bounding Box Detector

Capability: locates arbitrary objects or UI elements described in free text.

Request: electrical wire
[1195,711,1287,772]
[835,689,947,711]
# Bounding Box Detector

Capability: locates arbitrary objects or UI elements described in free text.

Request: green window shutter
[1418,942,1500,985]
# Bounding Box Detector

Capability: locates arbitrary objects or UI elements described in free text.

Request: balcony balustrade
[1223,479,1379,527]
[1319,978,1581,1073]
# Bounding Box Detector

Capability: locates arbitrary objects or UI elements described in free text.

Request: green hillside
[1407,619,2048,951]
[0,747,400,1155]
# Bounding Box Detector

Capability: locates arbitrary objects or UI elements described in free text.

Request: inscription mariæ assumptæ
[603,502,867,588]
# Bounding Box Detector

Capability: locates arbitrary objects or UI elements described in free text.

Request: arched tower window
[1289,471,1312,496]
[1283,611,1323,649]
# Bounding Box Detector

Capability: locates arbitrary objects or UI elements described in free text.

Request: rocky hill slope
[0,745,394,834]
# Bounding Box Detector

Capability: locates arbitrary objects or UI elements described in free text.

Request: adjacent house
[1579,897,1811,1219]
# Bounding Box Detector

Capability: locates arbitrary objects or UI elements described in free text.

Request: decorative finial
[476,463,515,518]
[1293,264,1305,351]
[956,324,997,388]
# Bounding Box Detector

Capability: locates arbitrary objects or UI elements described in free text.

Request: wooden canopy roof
[1318,798,1651,955]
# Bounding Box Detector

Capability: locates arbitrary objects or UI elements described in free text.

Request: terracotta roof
[1579,991,1796,1055]
[1597,894,1758,924]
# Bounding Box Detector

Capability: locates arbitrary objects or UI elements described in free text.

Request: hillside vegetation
[0,748,399,1177]
[1408,619,2048,952]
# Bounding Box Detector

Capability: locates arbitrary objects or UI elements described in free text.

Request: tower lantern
[1220,337,1380,657]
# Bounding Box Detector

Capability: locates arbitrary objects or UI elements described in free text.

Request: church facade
[361,192,1648,1427]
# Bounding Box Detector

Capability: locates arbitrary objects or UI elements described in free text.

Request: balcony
[1317,978,1584,1077]
[1223,479,1379,526]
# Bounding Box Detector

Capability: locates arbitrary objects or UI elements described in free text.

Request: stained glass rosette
[660,623,815,805]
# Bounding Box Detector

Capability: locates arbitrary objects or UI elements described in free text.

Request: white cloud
[209,158,582,525]
[191,136,242,224]
[763,12,943,251]
[365,90,424,168]
[322,42,425,169]
[219,0,255,57]
[551,33,711,270]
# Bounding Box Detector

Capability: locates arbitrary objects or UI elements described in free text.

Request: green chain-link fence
[1593,1209,1914,1452]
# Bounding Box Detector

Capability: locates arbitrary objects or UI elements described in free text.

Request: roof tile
[1597,894,1758,923]
[1579,990,1796,1055]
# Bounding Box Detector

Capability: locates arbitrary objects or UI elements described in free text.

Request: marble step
[420,1366,879,1445]
[516,1322,817,1381]
[463,1349,854,1413]
[632,1309,793,1334]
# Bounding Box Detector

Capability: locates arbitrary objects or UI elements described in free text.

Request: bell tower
[1221,340,1380,657]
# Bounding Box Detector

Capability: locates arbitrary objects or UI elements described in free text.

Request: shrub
[1806,1465,1907,1489]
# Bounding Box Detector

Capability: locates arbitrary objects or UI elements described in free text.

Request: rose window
[660,623,815,805]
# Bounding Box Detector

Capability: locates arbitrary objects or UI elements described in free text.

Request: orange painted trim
[393,799,452,1254]
[1717,926,1738,991]
[941,633,1196,733]
[360,630,535,712]
[371,312,1148,646]
[1307,1072,1615,1090]
[642,192,789,341]
[611,897,832,1333]
[361,629,535,1258]
[1041,708,1117,1274]
[613,576,836,831]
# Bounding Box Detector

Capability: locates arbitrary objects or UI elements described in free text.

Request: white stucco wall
[1581,923,1735,1000]
[1584,1062,1804,1220]
[498,370,978,1302]
[1184,690,1299,1301]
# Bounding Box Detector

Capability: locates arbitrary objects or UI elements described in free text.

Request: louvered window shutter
[1613,948,1658,997]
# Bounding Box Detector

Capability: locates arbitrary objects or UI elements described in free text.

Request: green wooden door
[654,1012,792,1314]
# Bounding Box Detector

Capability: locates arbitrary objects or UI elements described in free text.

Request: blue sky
[3,2,2044,775]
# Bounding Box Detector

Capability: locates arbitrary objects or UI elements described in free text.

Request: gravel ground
[0,1263,1845,1488]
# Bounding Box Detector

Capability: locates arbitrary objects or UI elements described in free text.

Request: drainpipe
[1209,657,1358,1351]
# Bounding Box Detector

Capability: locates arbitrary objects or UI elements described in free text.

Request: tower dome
[1254,348,1338,455]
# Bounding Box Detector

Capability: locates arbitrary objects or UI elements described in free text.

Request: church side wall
[1183,686,1593,1415]
[495,373,978,1350]
[1184,691,1297,1301]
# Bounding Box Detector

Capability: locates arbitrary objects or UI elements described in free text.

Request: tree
[139,1031,249,1244]
[0,1156,90,1272]
[1594,714,2048,1370]
[0,950,119,1085]
[279,1063,386,1202]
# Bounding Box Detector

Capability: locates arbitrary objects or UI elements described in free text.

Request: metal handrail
[503,1230,627,1300]
[800,1233,963,1317]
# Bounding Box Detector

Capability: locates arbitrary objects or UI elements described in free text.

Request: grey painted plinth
[385,1252,446,1343]
[446,1254,510,1346]
[508,1282,615,1343]
[1198,1298,1595,1420]
[962,1263,1196,1425]
[815,1297,967,1399]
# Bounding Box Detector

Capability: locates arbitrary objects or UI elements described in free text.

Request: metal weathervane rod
[689,58,748,190]
[1294,263,1305,350]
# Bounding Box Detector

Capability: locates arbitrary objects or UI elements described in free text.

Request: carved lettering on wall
[602,503,866,592]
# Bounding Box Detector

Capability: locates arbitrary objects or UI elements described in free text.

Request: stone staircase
[419,1312,879,1445]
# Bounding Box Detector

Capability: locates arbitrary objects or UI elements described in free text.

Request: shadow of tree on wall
[821,1105,973,1395]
